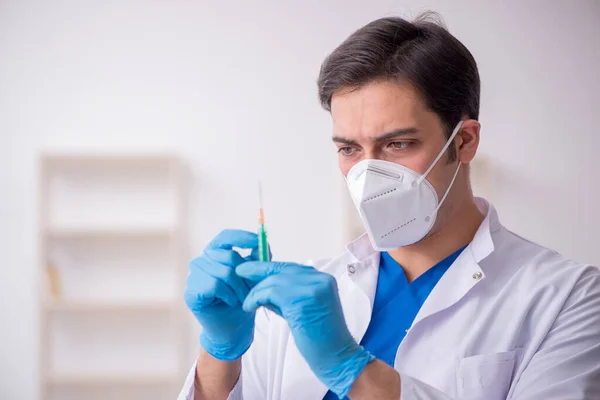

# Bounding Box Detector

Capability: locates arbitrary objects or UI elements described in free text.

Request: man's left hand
[236,261,374,399]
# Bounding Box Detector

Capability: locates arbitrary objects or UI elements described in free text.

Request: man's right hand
[184,229,260,361]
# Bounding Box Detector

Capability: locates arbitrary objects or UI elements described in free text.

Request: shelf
[46,227,176,239]
[42,153,178,164]
[45,372,179,386]
[44,301,174,313]
[39,153,187,400]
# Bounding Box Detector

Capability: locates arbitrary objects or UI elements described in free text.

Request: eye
[338,146,357,156]
[387,141,411,150]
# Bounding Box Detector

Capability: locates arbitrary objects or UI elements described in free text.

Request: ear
[456,119,480,164]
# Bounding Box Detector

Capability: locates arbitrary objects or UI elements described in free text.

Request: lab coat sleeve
[176,361,243,400]
[177,309,271,400]
[176,361,195,400]
[508,265,600,399]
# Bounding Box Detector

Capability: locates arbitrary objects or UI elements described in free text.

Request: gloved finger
[204,248,254,297]
[242,273,316,314]
[203,246,257,295]
[207,277,239,307]
[207,229,258,251]
[263,304,281,316]
[185,271,239,308]
[204,248,246,267]
[236,261,313,282]
[244,245,273,262]
[190,255,249,304]
[242,276,286,315]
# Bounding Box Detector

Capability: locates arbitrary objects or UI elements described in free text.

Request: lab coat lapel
[278,240,379,400]
[410,247,484,329]
[340,252,379,343]
[410,198,498,329]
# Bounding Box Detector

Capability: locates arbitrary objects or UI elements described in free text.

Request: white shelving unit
[38,154,188,400]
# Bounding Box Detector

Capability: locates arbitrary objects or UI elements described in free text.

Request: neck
[387,196,484,282]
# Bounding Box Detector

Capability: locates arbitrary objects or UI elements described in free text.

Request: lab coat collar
[470,197,499,263]
[346,233,376,262]
[344,197,499,332]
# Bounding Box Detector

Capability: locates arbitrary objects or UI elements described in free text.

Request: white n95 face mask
[345,121,464,251]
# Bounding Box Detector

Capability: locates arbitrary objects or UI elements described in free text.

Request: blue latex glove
[236,261,374,398]
[184,229,261,361]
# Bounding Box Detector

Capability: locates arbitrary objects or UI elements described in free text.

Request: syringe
[258,181,269,262]
[257,182,271,321]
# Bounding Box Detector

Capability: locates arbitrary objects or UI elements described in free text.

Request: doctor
[180,15,600,400]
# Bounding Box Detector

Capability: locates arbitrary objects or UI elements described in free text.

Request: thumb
[245,244,273,262]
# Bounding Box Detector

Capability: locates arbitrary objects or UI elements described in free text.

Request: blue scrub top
[323,246,465,399]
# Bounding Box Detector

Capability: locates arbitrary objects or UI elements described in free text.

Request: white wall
[1,1,598,398]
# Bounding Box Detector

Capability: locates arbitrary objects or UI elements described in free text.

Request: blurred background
[0,0,599,399]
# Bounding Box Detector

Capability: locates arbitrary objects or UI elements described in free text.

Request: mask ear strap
[416,120,464,186]
[434,162,461,213]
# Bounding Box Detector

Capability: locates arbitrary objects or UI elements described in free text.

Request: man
[179,14,600,400]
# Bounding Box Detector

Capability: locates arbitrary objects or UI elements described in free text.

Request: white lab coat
[179,199,600,400]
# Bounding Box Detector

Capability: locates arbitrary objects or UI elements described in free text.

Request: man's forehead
[331,81,424,112]
[330,81,427,139]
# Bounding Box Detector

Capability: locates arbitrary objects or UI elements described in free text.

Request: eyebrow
[332,127,419,145]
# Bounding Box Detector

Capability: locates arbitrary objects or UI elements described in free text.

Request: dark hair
[317,13,480,161]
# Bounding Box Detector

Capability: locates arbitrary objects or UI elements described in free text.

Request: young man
[180,15,600,400]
